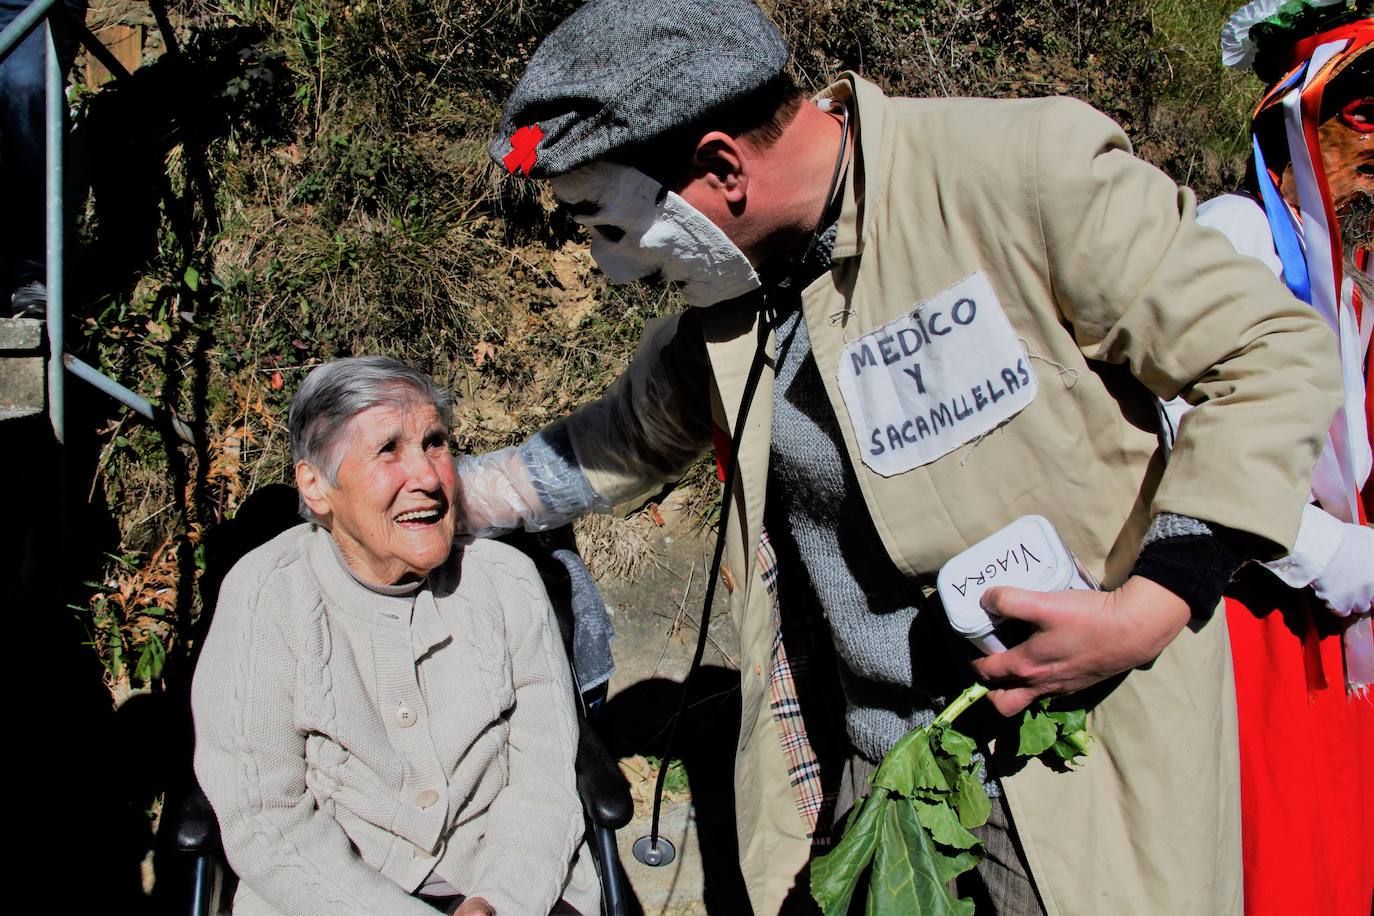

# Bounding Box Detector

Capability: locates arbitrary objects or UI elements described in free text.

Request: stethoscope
[632,96,852,868]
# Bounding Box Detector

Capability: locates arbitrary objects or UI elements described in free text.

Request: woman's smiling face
[298,395,457,584]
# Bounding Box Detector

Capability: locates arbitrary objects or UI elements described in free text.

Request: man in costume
[1169,3,1371,912]
[457,1,1342,913]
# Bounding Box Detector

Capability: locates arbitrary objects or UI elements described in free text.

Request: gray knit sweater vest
[764,231,985,771]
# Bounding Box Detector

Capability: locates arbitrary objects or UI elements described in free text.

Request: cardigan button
[396,705,417,728]
[415,789,440,809]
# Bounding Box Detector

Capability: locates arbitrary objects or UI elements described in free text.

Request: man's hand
[455,896,495,915]
[454,447,542,536]
[970,576,1192,715]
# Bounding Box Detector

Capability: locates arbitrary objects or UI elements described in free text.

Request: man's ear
[296,460,333,522]
[692,131,749,203]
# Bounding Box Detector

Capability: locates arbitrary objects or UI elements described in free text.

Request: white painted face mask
[550,161,762,307]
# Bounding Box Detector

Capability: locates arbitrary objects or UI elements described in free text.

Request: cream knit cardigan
[192,523,601,916]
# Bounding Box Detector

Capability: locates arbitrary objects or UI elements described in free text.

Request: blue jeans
[0,0,86,291]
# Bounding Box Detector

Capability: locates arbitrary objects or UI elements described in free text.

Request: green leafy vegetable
[913,799,980,850]
[874,729,947,796]
[812,683,1094,914]
[811,787,891,916]
[934,848,982,887]
[938,727,977,767]
[1017,708,1058,756]
[1024,700,1094,765]
[867,800,974,916]
[1045,706,1086,733]
[952,769,992,830]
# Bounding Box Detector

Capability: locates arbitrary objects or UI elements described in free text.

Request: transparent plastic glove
[1310,524,1374,617]
[455,428,609,537]
[550,313,716,508]
[457,313,712,536]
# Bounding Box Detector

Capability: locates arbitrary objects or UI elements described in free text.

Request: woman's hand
[455,896,494,915]
[970,576,1192,715]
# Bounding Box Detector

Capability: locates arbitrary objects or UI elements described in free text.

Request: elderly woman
[192,357,601,916]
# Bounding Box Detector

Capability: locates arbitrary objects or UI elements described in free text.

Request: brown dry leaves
[619,754,691,817]
[85,531,189,700]
[471,340,499,368]
[544,242,599,330]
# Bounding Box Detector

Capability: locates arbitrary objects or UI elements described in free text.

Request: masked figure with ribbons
[1173,2,1372,913]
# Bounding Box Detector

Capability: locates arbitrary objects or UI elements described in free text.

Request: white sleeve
[1306,522,1374,616]
[1261,503,1348,588]
[456,313,712,537]
[1194,193,1284,278]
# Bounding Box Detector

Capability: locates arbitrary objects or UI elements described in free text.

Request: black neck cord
[637,99,852,863]
[639,311,771,862]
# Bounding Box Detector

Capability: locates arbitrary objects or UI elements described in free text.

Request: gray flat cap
[490,0,788,179]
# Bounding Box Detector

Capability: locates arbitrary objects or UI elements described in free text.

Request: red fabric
[1280,21,1373,76]
[1225,592,1374,915]
[502,124,544,176]
[713,424,731,482]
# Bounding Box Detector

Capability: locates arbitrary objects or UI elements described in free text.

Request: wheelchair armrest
[576,724,633,831]
[174,786,222,856]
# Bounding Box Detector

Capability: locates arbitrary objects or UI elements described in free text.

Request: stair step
[0,317,46,421]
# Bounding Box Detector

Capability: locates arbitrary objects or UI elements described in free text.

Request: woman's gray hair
[289,356,452,489]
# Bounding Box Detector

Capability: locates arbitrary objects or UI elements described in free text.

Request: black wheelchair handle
[576,724,634,830]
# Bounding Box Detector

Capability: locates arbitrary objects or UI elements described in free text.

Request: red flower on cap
[503,124,544,176]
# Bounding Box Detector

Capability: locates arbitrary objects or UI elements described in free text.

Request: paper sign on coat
[836,271,1037,477]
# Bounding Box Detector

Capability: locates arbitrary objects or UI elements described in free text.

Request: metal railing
[1,0,195,446]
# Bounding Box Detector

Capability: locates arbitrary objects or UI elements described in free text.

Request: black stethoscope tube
[635,313,772,866]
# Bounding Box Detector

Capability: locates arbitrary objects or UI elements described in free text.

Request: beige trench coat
[560,76,1341,915]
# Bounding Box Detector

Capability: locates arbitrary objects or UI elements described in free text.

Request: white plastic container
[936,515,1099,655]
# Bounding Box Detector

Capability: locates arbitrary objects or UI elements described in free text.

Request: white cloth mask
[550,161,762,307]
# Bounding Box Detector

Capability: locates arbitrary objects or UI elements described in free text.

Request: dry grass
[575,512,660,584]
